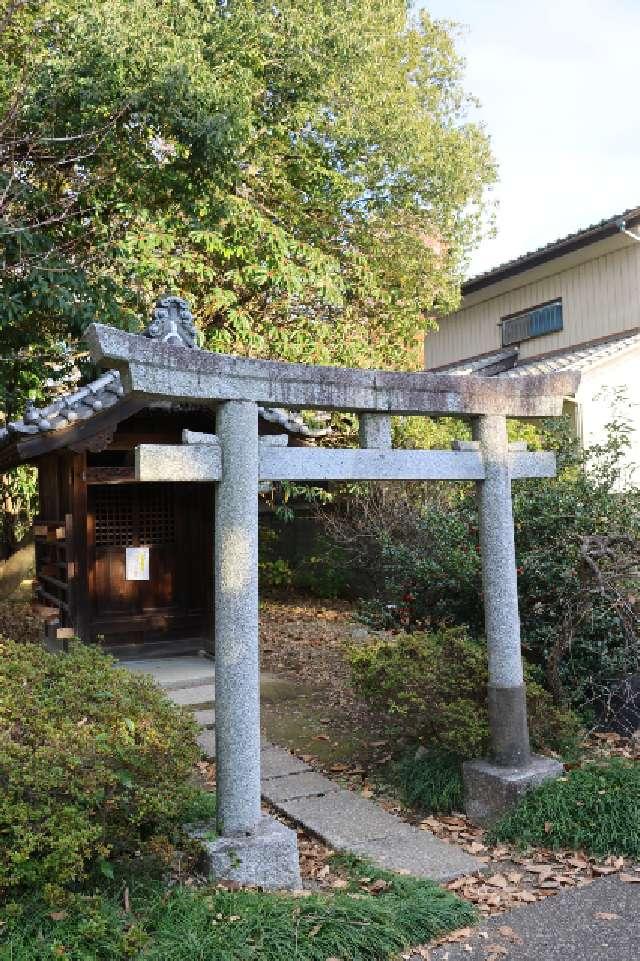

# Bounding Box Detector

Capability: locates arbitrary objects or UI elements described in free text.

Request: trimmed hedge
[0,640,199,894]
[489,759,640,857]
[348,627,581,757]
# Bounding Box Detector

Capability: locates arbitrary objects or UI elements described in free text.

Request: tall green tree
[1,0,495,417]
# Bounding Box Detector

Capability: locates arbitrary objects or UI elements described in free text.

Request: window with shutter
[501,300,563,347]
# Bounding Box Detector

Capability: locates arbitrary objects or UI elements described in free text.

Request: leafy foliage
[348,627,581,758]
[488,759,640,858]
[0,466,38,556]
[0,640,199,894]
[259,519,349,597]
[333,418,640,716]
[1,0,495,420]
[0,858,475,961]
[512,416,640,715]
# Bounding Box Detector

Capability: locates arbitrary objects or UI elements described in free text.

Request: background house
[425,207,640,480]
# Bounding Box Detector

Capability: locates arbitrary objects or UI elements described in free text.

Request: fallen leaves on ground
[260,596,354,692]
[261,599,640,921]
[0,593,44,644]
[409,809,640,927]
[582,730,640,762]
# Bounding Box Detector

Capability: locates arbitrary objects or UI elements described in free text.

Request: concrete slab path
[120,665,482,884]
[260,747,480,883]
[430,875,640,961]
[188,712,480,884]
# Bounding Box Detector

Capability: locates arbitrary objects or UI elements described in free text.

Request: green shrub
[333,417,640,716]
[0,640,200,894]
[394,750,464,814]
[348,627,581,758]
[259,557,294,588]
[259,518,349,598]
[177,788,217,825]
[488,759,640,858]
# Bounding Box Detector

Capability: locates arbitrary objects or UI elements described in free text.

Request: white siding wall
[578,352,640,486]
[426,242,640,369]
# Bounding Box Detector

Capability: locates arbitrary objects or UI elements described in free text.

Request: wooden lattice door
[87,482,213,648]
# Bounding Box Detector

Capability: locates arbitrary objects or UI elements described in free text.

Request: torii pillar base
[463,755,563,827]
[192,816,302,891]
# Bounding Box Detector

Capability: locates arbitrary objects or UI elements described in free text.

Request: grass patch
[488,758,640,858]
[393,750,464,815]
[178,788,217,824]
[0,858,475,961]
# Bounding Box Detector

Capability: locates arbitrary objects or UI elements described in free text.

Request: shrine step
[121,655,214,692]
[169,686,215,707]
[197,729,216,757]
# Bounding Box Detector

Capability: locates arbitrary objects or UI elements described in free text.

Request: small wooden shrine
[0,297,325,655]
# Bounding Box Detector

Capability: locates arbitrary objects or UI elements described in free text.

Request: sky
[420,0,640,278]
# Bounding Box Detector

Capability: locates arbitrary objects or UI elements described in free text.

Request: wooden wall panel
[87,482,213,649]
[426,243,640,369]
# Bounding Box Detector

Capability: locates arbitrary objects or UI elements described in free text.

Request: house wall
[426,237,640,369]
[577,351,640,485]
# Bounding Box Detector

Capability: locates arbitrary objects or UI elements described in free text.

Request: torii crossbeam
[86,319,580,888]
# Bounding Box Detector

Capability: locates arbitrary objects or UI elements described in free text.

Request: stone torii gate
[86,316,579,888]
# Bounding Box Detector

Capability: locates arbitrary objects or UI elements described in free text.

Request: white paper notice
[125,546,150,581]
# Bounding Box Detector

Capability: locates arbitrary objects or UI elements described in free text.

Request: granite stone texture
[214,400,263,837]
[473,414,524,689]
[85,323,579,418]
[135,442,221,482]
[463,755,563,826]
[359,412,392,449]
[258,446,555,482]
[193,815,302,891]
[487,683,531,767]
[473,413,531,766]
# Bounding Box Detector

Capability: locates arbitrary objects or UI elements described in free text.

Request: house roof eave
[462,206,640,298]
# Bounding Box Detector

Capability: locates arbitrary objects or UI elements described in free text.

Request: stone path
[123,655,639,953]
[430,875,640,961]
[195,727,479,883]
[120,656,481,884]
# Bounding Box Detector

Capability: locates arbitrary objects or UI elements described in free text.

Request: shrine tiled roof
[0,369,125,441]
[0,369,329,447]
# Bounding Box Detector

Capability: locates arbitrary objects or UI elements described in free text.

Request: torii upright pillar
[214,400,262,835]
[210,400,302,887]
[462,413,562,825]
